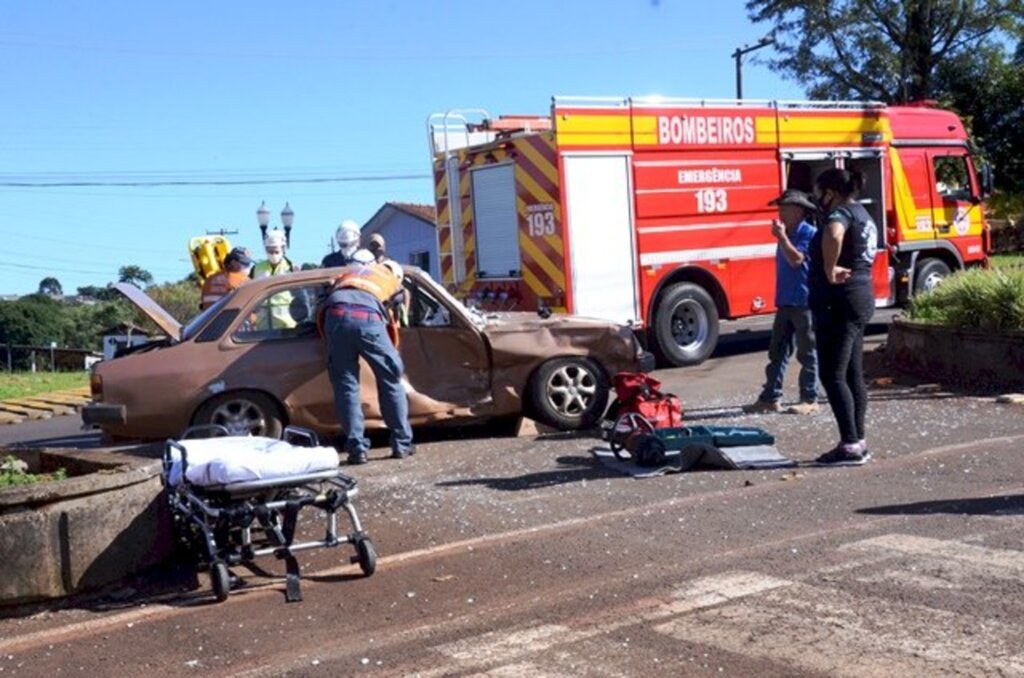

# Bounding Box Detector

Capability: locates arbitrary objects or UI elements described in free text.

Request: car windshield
[181,293,232,341]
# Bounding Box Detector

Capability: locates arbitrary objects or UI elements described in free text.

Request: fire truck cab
[428,97,991,367]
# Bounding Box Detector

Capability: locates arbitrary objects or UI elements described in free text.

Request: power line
[0,173,431,188]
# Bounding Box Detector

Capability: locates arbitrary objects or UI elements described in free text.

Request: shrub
[909,268,1024,331]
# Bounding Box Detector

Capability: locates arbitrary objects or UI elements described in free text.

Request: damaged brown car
[83,268,653,440]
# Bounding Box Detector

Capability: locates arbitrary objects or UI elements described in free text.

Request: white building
[361,202,439,280]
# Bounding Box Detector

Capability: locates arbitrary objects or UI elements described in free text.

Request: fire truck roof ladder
[426,109,493,157]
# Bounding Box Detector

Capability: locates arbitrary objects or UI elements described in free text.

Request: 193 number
[527,211,556,237]
[695,188,727,213]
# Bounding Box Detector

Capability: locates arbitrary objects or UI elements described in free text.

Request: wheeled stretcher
[162,425,377,603]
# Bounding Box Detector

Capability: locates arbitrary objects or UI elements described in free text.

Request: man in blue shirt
[743,189,820,415]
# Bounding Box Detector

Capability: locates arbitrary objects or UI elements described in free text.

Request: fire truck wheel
[652,283,719,367]
[529,357,610,430]
[913,258,951,294]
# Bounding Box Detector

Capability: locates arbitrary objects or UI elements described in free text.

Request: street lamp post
[731,35,775,99]
[257,201,271,242]
[281,202,294,248]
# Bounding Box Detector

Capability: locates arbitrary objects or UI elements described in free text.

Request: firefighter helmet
[263,229,287,249]
[335,220,361,249]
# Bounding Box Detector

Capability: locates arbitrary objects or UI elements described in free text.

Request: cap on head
[335,220,361,248]
[263,229,287,249]
[225,247,254,267]
[768,189,817,211]
[382,259,403,281]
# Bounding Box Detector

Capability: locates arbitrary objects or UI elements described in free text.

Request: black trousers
[810,285,875,445]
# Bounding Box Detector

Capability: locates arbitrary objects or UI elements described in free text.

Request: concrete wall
[887,318,1024,391]
[0,448,171,606]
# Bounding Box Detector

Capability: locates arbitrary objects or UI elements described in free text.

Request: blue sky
[0,0,804,295]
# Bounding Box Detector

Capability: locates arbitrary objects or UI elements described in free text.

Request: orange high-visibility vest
[319,263,403,344]
[200,270,249,309]
[330,263,402,303]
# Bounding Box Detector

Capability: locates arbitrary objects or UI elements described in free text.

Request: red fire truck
[427,97,991,366]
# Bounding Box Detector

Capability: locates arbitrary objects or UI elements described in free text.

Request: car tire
[193,391,284,439]
[913,258,951,295]
[651,282,719,367]
[529,357,609,431]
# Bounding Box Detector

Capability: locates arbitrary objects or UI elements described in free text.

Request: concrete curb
[0,388,91,424]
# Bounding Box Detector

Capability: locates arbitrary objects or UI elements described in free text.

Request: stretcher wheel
[356,538,377,577]
[210,561,231,602]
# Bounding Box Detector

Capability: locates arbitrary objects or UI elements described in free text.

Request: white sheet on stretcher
[167,436,340,487]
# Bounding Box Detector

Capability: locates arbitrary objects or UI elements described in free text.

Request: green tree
[76,284,119,301]
[746,1,1024,103]
[118,265,154,287]
[38,277,63,296]
[935,40,1024,194]
[141,279,202,329]
[0,295,67,347]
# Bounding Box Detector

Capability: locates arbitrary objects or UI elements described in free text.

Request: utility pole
[732,35,775,99]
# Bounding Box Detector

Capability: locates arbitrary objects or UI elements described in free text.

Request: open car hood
[113,282,182,341]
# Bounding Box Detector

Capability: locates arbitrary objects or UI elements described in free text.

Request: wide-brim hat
[768,189,817,211]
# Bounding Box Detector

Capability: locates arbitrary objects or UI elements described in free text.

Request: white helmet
[382,259,404,281]
[351,248,375,264]
[335,220,361,250]
[263,229,287,249]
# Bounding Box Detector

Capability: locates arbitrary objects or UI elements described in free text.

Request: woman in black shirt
[808,168,878,466]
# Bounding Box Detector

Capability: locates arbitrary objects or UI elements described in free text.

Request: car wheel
[529,357,609,431]
[194,391,284,438]
[652,282,719,367]
[913,258,951,295]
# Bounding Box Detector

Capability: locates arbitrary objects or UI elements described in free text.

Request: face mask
[341,244,358,258]
[266,250,283,265]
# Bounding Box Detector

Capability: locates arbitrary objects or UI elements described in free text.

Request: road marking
[421,571,793,676]
[654,579,1024,677]
[844,533,1024,577]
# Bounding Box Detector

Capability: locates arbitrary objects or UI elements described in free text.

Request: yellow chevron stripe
[520,233,565,287]
[515,138,559,186]
[521,265,553,298]
[516,166,559,207]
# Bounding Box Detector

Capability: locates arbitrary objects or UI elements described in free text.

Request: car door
[398,275,493,417]
[222,281,338,430]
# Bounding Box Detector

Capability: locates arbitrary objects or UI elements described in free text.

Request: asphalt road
[5,310,1023,677]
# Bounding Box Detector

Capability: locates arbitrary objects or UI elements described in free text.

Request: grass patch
[990,252,1024,270]
[909,267,1024,330]
[0,456,67,487]
[0,372,88,400]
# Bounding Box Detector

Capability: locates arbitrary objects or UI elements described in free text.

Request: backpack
[610,372,683,429]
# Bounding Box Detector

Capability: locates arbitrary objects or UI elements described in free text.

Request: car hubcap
[546,364,598,417]
[669,299,708,350]
[210,399,266,436]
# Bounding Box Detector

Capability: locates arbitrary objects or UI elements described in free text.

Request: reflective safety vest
[319,263,404,344]
[251,258,293,279]
[200,270,249,309]
[330,263,402,303]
